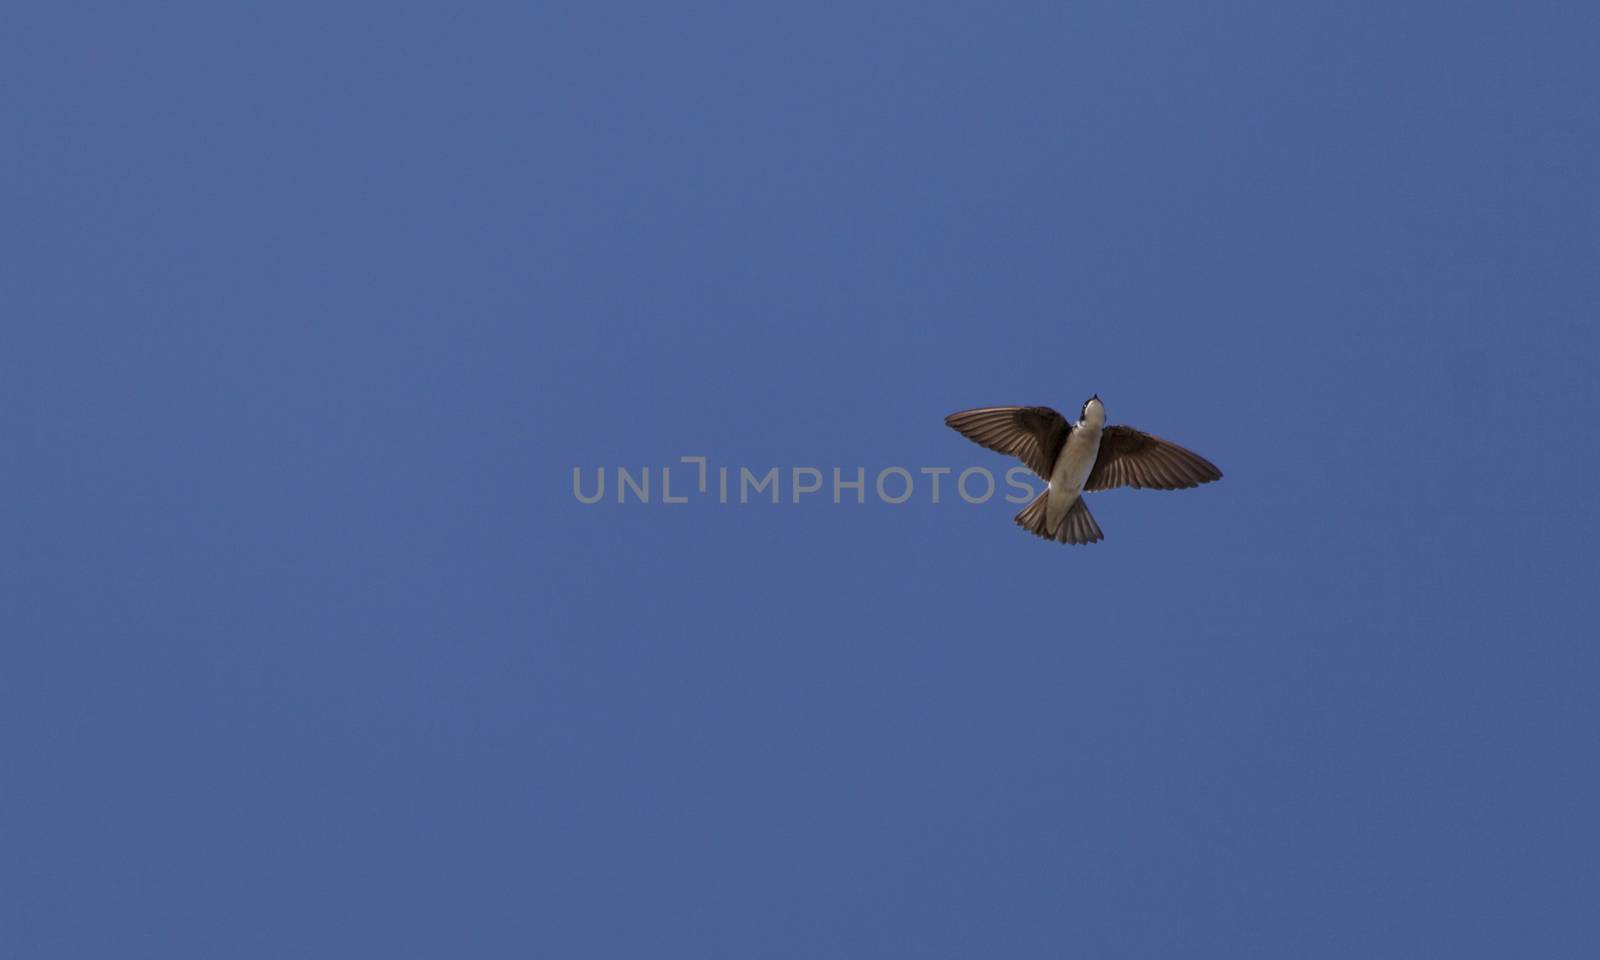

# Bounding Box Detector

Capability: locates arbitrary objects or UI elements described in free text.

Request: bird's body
[944,395,1220,545]
[1044,400,1103,535]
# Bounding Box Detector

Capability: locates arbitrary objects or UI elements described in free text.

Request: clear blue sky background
[5,2,1598,957]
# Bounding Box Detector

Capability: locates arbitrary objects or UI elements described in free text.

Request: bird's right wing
[944,406,1070,479]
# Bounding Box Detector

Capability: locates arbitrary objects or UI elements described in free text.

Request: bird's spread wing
[1085,425,1222,491]
[944,406,1070,479]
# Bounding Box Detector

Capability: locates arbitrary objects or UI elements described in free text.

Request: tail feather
[1059,496,1104,544]
[1014,491,1054,539]
[1013,492,1104,545]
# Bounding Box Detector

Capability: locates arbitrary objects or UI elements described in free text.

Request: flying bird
[945,395,1221,545]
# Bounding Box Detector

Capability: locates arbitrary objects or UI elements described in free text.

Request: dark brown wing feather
[1085,424,1223,491]
[944,406,1070,479]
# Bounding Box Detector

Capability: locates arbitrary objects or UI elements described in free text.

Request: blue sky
[5,2,1598,957]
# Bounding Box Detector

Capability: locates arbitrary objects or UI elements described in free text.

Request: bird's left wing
[944,406,1069,479]
[1084,425,1222,491]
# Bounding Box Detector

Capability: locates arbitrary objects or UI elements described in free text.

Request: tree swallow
[945,395,1222,544]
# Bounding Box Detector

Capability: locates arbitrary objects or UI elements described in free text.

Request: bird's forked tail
[1013,491,1104,545]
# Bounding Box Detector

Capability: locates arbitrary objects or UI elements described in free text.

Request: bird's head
[1080,394,1105,427]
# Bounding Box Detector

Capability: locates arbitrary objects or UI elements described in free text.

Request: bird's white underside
[1045,399,1105,535]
